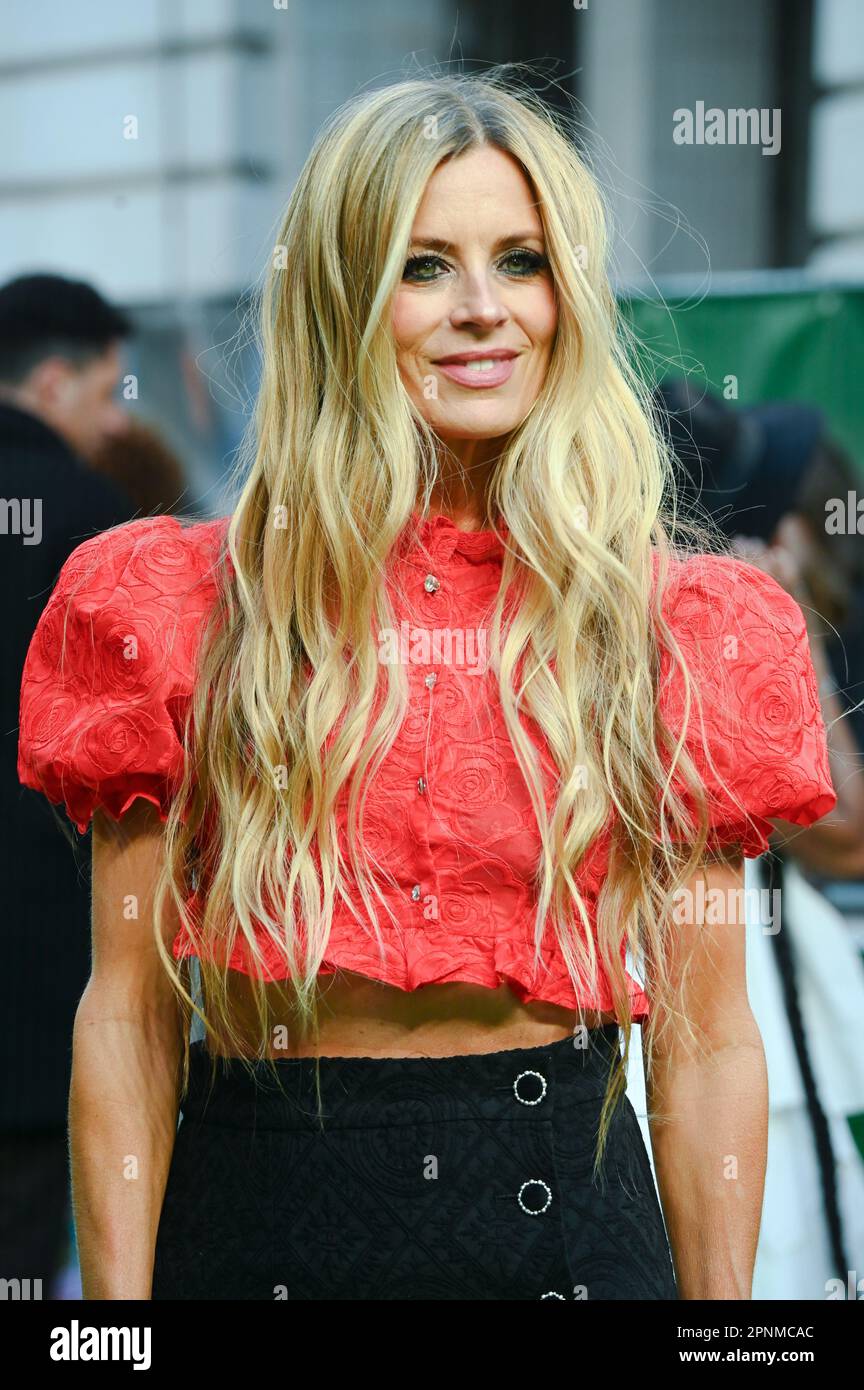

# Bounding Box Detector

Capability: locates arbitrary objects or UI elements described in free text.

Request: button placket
[512,1064,553,1215]
[502,1057,574,1298]
[405,556,443,908]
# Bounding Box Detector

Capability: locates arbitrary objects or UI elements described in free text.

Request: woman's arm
[643,854,768,1300]
[70,800,186,1299]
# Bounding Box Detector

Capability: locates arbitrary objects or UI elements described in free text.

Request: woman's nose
[449,277,509,329]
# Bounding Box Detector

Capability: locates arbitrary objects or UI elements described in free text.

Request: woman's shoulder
[17,513,232,832]
[653,544,819,724]
[652,547,822,688]
[654,545,807,631]
[651,547,836,854]
[26,512,233,692]
[54,512,231,609]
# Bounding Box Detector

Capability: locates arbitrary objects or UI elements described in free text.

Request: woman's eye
[401,249,549,283]
[501,248,548,276]
[402,254,447,283]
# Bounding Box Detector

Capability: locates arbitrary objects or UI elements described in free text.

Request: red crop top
[17,512,837,1023]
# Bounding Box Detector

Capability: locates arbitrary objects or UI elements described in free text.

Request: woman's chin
[426,410,526,443]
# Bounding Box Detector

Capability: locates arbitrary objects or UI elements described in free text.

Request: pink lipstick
[433,349,519,389]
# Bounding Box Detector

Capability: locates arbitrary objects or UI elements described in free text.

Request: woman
[17,72,837,1301]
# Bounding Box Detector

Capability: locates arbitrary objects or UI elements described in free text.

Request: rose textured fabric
[17,513,837,1023]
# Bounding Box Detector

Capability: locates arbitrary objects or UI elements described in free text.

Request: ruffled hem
[16,775,186,836]
[172,921,651,1024]
[680,788,839,860]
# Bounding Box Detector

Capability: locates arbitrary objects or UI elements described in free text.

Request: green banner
[619,279,864,482]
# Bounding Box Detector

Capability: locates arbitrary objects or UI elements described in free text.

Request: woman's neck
[420,437,504,530]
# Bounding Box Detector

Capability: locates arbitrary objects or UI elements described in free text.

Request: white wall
[580,0,779,283]
[0,0,449,305]
[809,0,864,274]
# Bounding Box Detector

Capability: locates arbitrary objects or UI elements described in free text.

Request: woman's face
[391,145,558,443]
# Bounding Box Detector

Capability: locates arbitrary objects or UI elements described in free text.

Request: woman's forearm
[646,1019,768,1300]
[69,991,184,1299]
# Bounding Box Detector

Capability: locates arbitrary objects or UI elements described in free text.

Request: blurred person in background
[652,378,864,1298]
[0,272,138,1296]
[0,273,133,468]
[89,413,191,518]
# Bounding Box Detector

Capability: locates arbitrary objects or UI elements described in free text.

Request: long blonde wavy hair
[143,69,745,1178]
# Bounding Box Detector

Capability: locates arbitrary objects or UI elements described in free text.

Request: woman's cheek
[391,291,427,347]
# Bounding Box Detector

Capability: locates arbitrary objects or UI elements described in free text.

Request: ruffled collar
[401,508,508,562]
[217,509,508,566]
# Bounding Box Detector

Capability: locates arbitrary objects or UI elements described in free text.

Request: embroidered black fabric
[151,1023,678,1300]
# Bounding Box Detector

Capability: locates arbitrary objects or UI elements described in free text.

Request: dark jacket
[1,401,137,1130]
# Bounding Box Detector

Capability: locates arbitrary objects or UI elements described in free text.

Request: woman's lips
[434,355,517,388]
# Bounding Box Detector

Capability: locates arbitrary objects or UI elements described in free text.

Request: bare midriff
[200,967,620,1060]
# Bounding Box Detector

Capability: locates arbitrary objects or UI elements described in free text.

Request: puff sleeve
[17,516,225,833]
[656,552,837,857]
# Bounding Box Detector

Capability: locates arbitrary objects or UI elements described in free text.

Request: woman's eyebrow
[408,231,545,253]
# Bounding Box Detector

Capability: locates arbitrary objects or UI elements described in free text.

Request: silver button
[513,1070,547,1106]
[410,884,421,901]
[424,672,437,689]
[424,573,440,593]
[517,1179,552,1216]
[417,776,427,793]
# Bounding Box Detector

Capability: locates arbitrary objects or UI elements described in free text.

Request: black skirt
[151,1022,678,1300]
